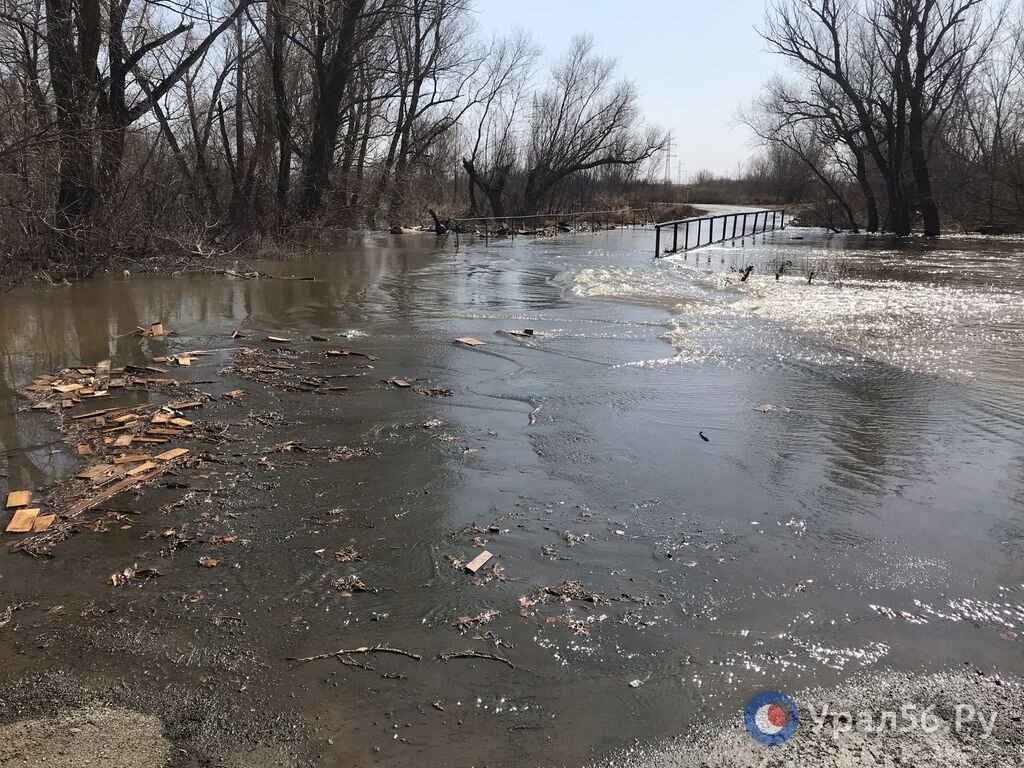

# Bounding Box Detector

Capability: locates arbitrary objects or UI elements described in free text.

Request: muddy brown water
[1,223,1024,766]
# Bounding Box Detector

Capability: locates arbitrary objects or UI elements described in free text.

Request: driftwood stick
[288,643,422,664]
[437,650,515,669]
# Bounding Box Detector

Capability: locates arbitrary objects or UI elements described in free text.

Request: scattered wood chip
[465,550,494,574]
[6,508,40,533]
[224,389,246,399]
[76,444,93,455]
[389,378,411,388]
[198,556,219,568]
[5,491,31,509]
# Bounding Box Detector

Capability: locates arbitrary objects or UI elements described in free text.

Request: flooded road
[1,224,1024,766]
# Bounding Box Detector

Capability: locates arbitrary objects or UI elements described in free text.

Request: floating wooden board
[465,550,494,574]
[113,454,152,464]
[6,508,40,533]
[455,337,486,347]
[5,491,31,508]
[390,378,411,388]
[52,383,83,394]
[168,400,203,410]
[266,336,291,343]
[155,448,189,462]
[72,408,115,420]
[176,357,192,367]
[32,514,55,532]
[76,464,116,481]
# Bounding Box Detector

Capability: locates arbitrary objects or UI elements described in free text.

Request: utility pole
[664,132,673,185]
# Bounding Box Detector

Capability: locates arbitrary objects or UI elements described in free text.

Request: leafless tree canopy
[0,0,666,281]
[748,0,1021,236]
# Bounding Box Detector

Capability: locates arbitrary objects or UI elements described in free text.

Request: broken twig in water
[437,650,515,669]
[288,644,423,664]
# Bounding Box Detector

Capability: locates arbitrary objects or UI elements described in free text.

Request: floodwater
[1,220,1024,766]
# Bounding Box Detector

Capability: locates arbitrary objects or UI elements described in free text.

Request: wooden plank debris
[155,448,189,462]
[170,417,193,428]
[127,461,158,476]
[390,378,411,388]
[72,408,115,420]
[32,515,55,532]
[6,508,40,533]
[76,464,116,481]
[455,337,486,347]
[113,434,134,447]
[77,444,93,455]
[5,491,31,508]
[147,428,182,436]
[113,455,152,464]
[267,336,291,343]
[465,550,494,574]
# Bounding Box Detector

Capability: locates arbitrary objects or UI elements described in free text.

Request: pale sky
[471,0,782,178]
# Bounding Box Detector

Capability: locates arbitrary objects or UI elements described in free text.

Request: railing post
[742,213,748,237]
[732,214,738,240]
[655,225,661,257]
[684,221,689,250]
[781,209,785,230]
[673,223,678,252]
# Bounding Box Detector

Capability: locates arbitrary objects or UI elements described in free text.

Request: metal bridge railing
[448,208,654,248]
[654,209,785,257]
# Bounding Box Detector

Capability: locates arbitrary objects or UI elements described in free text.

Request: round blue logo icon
[744,690,799,745]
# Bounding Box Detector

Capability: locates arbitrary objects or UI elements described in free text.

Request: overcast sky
[471,0,783,178]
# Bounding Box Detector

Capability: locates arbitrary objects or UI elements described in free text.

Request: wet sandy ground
[1,226,1023,766]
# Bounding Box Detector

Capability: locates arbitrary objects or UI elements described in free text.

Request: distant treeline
[0,0,667,284]
[737,0,1024,236]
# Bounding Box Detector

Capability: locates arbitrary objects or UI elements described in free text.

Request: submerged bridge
[654,209,785,257]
